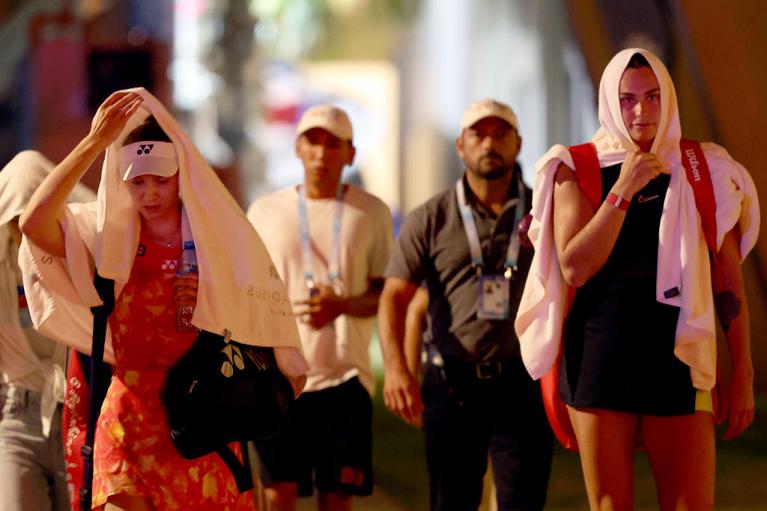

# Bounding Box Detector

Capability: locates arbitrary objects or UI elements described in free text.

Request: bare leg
[641,412,715,511]
[317,491,352,511]
[568,406,639,511]
[265,482,298,511]
[104,494,154,511]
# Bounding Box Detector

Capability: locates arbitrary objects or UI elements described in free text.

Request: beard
[470,153,513,180]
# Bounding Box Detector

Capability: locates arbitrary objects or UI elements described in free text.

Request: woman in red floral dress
[20,92,257,510]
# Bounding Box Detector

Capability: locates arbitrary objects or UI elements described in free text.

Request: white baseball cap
[460,98,519,132]
[120,141,179,181]
[296,105,353,141]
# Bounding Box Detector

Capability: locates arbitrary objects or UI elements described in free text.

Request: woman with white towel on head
[19,90,308,510]
[515,48,759,510]
[0,151,95,511]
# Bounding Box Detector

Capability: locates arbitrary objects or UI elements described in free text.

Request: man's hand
[383,363,423,427]
[293,283,343,330]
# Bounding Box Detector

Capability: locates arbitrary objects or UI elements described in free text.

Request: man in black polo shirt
[378,99,553,511]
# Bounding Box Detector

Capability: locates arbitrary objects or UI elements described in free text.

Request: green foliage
[250,0,420,60]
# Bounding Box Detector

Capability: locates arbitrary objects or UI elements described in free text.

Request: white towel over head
[515,48,759,390]
[19,89,309,388]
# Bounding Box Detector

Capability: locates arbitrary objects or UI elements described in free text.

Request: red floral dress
[91,234,255,510]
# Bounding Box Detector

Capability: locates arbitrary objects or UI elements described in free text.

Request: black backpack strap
[216,441,254,492]
[80,271,115,511]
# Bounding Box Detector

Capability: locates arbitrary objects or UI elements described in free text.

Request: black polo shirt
[385,172,533,364]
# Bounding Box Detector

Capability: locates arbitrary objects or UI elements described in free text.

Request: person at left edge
[0,151,95,511]
[248,105,393,511]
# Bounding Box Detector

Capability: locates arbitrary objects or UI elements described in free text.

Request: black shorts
[253,376,373,497]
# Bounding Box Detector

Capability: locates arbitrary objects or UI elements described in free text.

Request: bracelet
[605,192,630,211]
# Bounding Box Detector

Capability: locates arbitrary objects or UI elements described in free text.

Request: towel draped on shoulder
[1,150,95,435]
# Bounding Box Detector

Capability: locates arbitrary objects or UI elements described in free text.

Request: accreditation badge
[477,274,510,320]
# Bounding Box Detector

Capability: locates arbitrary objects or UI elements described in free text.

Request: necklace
[144,222,181,248]
[165,236,183,248]
[147,235,179,248]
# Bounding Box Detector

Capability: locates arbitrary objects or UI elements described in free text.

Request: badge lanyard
[298,184,345,294]
[455,174,525,278]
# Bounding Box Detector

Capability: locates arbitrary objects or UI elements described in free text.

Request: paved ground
[294,487,408,510]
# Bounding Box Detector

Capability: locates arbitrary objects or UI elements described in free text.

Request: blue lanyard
[297,184,345,290]
[455,175,525,278]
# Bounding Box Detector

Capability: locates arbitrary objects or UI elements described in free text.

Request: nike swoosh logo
[637,194,659,203]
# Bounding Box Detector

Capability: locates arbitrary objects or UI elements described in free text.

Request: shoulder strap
[568,143,602,211]
[679,139,718,253]
[80,272,115,511]
[216,442,254,492]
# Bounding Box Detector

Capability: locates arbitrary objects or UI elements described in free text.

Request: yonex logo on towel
[684,148,701,183]
[664,287,680,298]
[136,144,155,155]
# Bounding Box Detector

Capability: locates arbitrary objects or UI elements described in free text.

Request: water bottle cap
[183,240,195,250]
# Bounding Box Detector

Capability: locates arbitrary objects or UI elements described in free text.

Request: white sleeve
[18,203,116,362]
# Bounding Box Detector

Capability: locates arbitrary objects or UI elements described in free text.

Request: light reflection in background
[172,0,596,215]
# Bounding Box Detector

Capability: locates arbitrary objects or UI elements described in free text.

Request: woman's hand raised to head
[88,92,144,149]
[20,91,144,258]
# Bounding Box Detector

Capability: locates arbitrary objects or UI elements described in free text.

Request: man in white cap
[247,105,392,511]
[378,99,553,510]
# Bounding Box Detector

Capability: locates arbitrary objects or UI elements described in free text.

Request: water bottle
[176,240,198,332]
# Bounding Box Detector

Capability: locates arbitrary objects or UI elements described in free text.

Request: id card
[477,275,509,320]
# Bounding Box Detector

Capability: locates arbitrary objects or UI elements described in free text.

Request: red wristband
[606,192,630,211]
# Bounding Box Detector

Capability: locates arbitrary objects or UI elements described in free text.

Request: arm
[294,200,393,329]
[553,151,667,287]
[378,277,422,426]
[19,92,143,256]
[404,287,429,378]
[292,277,384,330]
[711,228,754,439]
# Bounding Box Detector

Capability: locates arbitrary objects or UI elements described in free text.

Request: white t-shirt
[1,235,66,437]
[247,185,392,394]
[0,238,63,393]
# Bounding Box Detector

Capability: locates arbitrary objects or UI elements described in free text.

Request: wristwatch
[606,192,630,211]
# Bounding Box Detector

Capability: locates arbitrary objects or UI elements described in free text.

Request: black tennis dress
[559,164,697,416]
